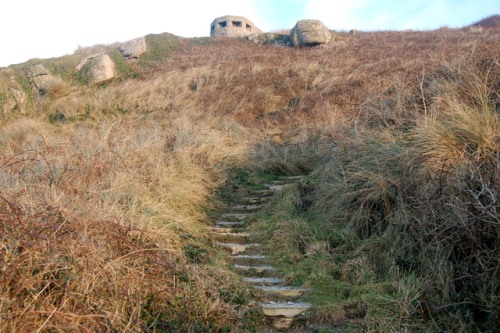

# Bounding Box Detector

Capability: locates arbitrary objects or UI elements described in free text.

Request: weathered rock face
[291,19,332,47]
[76,53,115,84]
[10,85,26,111]
[29,64,54,94]
[30,64,50,78]
[210,15,262,37]
[1,69,27,114]
[118,36,147,59]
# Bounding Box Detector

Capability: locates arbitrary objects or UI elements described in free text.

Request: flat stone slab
[215,221,246,228]
[216,243,260,255]
[212,232,249,244]
[243,277,284,285]
[210,227,245,233]
[234,264,274,271]
[221,213,250,221]
[265,184,290,191]
[230,204,263,212]
[260,302,313,318]
[234,264,275,276]
[252,190,275,197]
[255,286,310,297]
[239,197,270,205]
[231,255,269,265]
[268,179,299,186]
[278,175,303,181]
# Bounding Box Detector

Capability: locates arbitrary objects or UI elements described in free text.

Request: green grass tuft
[139,33,180,68]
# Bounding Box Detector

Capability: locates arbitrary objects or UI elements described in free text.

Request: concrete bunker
[210,15,262,37]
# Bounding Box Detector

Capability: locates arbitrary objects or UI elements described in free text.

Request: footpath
[212,176,313,331]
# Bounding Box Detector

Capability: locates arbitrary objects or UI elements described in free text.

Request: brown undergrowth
[0,117,255,332]
[0,24,498,332]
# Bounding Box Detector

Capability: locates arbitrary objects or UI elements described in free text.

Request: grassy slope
[0,26,498,332]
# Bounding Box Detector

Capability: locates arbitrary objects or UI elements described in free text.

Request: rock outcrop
[247,32,292,46]
[2,82,26,114]
[118,36,147,59]
[10,84,26,112]
[291,19,332,47]
[29,64,54,94]
[210,15,262,38]
[76,53,115,84]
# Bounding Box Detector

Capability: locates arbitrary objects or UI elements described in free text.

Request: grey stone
[118,36,147,59]
[247,32,292,46]
[10,87,26,110]
[76,53,115,84]
[0,73,27,113]
[291,19,332,47]
[29,64,54,94]
[255,285,310,297]
[260,302,313,329]
[210,15,262,38]
[30,64,50,77]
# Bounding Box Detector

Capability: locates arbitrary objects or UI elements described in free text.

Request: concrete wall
[210,15,262,37]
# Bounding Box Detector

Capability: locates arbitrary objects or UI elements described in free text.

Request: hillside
[470,14,500,29]
[0,24,499,332]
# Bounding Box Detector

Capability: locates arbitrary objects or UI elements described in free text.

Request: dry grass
[0,24,498,332]
[0,116,255,331]
[310,66,499,331]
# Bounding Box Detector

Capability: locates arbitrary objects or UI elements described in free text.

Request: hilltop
[470,14,500,29]
[0,21,499,332]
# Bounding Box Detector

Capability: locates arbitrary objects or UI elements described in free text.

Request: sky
[0,0,498,67]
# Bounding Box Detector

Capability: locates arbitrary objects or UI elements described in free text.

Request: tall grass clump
[310,67,499,331]
[0,115,257,332]
[407,71,499,331]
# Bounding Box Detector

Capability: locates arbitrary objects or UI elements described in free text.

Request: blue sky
[0,0,498,67]
[258,0,498,31]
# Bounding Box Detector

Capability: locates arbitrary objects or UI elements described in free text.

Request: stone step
[277,175,303,181]
[220,213,250,221]
[239,196,270,205]
[268,179,300,186]
[233,264,276,277]
[243,277,284,285]
[252,190,275,198]
[260,302,313,317]
[229,204,264,213]
[210,226,245,234]
[231,255,269,266]
[216,243,261,255]
[215,221,246,228]
[212,232,250,244]
[260,302,313,330]
[265,184,291,191]
[255,286,310,298]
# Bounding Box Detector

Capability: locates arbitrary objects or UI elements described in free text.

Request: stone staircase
[212,176,312,331]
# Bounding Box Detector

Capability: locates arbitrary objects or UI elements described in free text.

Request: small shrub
[47,111,67,123]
